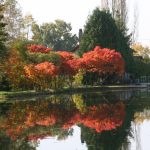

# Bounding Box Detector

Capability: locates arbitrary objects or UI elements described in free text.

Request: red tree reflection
[0,100,125,141]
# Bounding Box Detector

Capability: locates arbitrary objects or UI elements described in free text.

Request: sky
[37,126,87,150]
[18,0,150,46]
[37,122,150,150]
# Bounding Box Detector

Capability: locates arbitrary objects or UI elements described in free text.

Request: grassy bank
[0,84,147,100]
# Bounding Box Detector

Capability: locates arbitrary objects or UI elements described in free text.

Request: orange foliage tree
[23,45,125,89]
[81,46,125,75]
[3,49,32,89]
[27,44,52,53]
[24,62,59,89]
[55,51,82,86]
[80,46,125,84]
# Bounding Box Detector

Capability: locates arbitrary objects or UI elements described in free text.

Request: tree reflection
[80,102,134,150]
[80,90,150,150]
[0,90,150,149]
[0,132,37,150]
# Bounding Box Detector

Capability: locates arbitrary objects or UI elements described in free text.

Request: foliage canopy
[79,8,134,73]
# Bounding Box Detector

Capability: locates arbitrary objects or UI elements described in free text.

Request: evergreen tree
[79,8,134,73]
[101,0,128,34]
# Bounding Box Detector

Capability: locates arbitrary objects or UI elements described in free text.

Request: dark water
[0,89,150,150]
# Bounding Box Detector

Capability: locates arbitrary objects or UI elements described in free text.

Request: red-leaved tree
[27,44,52,53]
[24,62,59,89]
[24,45,125,89]
[81,46,125,75]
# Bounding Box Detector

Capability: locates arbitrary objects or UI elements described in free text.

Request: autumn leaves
[24,45,125,89]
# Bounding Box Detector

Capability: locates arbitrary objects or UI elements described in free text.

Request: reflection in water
[0,90,150,150]
[38,126,87,150]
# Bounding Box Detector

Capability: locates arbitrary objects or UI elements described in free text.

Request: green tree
[101,0,127,34]
[134,60,150,77]
[10,39,34,61]
[79,8,134,73]
[0,3,7,61]
[32,19,78,51]
[0,3,8,90]
[3,0,23,42]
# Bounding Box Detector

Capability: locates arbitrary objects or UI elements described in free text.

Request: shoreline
[0,84,148,100]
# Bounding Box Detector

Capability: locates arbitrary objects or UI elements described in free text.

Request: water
[0,89,150,150]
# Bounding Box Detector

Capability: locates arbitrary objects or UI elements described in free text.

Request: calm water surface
[0,89,150,150]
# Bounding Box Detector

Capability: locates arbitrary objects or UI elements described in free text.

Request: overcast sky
[18,0,150,46]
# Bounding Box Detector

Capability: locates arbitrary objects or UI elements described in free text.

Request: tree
[81,46,125,76]
[3,48,30,90]
[27,44,52,53]
[79,8,134,73]
[132,43,150,77]
[131,43,150,60]
[100,0,127,33]
[112,0,127,32]
[101,0,139,44]
[0,3,8,90]
[23,44,126,89]
[3,0,23,42]
[80,46,125,85]
[131,2,139,43]
[56,51,80,76]
[101,0,109,10]
[22,14,35,40]
[0,3,7,60]
[32,19,78,51]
